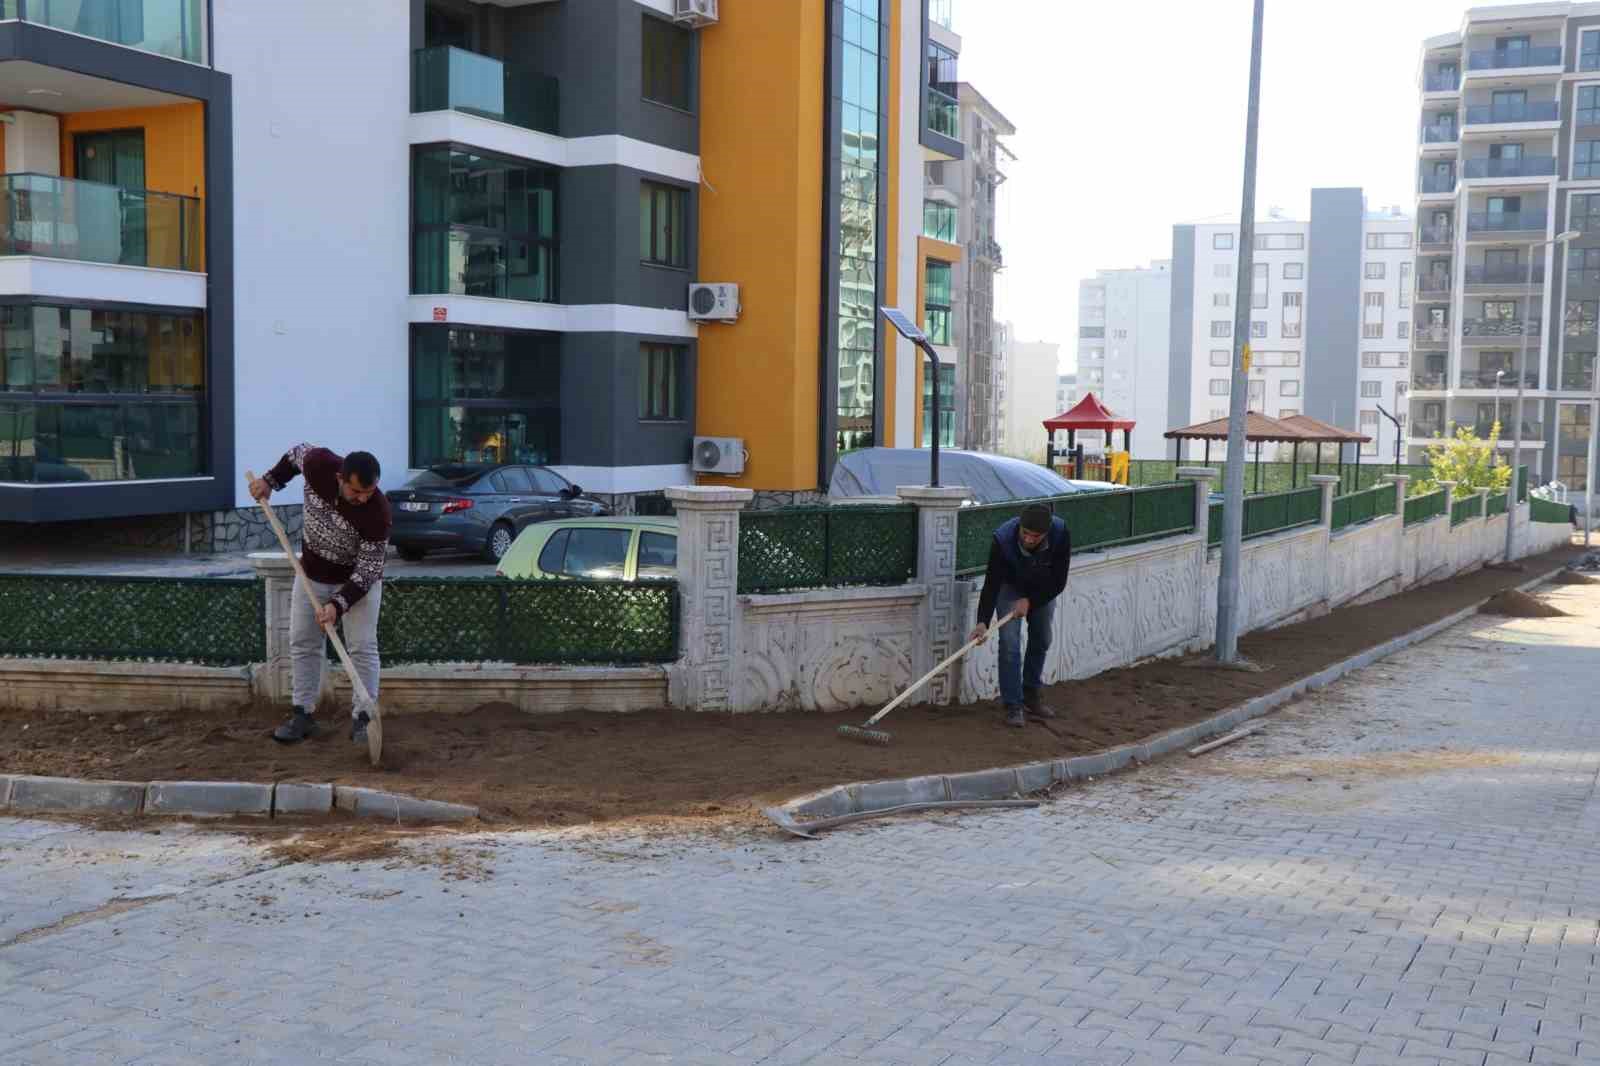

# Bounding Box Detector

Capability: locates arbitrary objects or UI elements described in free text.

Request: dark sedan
[387,464,611,562]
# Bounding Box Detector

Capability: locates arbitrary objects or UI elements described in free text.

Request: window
[1284,263,1304,280]
[1365,292,1384,309]
[1399,353,1409,368]
[1399,321,1411,339]
[1209,378,1230,396]
[412,147,558,302]
[641,182,689,267]
[1213,292,1231,307]
[637,531,678,580]
[1279,408,1299,418]
[1364,233,1413,250]
[639,343,687,420]
[1584,29,1600,72]
[1251,263,1268,309]
[541,527,632,580]
[1213,233,1234,250]
[1112,329,1128,339]
[1361,381,1382,398]
[1567,299,1599,337]
[922,200,956,241]
[411,325,561,467]
[1399,262,1411,309]
[1362,352,1381,368]
[1581,86,1600,126]
[1365,262,1386,280]
[1281,290,1302,338]
[1211,321,1232,337]
[642,14,693,111]
[1251,321,1267,338]
[1363,324,1384,339]
[1578,141,1600,180]
[1210,408,1227,420]
[1248,380,1265,410]
[1213,263,1233,278]
[1280,380,1301,397]
[1360,411,1379,455]
[1210,349,1230,367]
[1079,326,1105,338]
[1571,247,1600,288]
[1255,233,1305,251]
[922,363,955,446]
[924,259,952,344]
[1575,194,1600,234]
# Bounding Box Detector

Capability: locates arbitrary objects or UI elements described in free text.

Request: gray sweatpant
[289,575,381,716]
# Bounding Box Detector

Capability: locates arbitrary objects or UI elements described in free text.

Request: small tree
[1410,421,1511,496]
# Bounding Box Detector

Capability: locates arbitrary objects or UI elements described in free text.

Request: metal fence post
[248,551,295,704]
[897,484,970,706]
[665,485,753,712]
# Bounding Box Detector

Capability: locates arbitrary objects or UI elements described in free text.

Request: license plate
[400,502,430,512]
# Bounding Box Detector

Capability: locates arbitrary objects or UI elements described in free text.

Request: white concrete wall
[738,586,923,712]
[214,0,412,504]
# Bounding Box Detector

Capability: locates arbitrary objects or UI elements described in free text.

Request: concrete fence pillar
[664,485,752,712]
[247,551,296,704]
[1177,467,1217,545]
[1438,480,1457,517]
[1309,474,1340,527]
[897,484,970,706]
[1381,473,1410,518]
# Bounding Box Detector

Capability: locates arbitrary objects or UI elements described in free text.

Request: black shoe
[351,711,371,745]
[1023,688,1056,719]
[1004,706,1026,729]
[272,707,319,744]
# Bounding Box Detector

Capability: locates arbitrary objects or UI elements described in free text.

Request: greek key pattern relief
[923,511,959,704]
[697,514,737,711]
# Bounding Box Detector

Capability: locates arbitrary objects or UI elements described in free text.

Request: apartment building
[2,0,962,543]
[1168,190,1416,462]
[1075,261,1171,459]
[1410,2,1600,495]
[1056,371,1078,416]
[999,329,1059,464]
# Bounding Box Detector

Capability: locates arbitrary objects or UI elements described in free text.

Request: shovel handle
[862,607,1021,728]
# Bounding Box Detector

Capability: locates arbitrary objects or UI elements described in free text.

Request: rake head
[836,723,892,746]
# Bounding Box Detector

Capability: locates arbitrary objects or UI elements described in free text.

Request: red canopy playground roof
[1043,392,1136,433]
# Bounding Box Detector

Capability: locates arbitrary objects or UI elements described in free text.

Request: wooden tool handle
[245,470,376,711]
[862,607,1021,728]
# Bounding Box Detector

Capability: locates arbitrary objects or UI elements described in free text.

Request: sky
[955,0,1480,372]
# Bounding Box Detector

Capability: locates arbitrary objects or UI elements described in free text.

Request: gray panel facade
[1168,226,1196,436]
[560,165,693,311]
[561,332,696,469]
[1306,188,1364,431]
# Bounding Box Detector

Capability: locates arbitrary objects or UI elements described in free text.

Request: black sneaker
[1023,688,1056,719]
[1004,706,1026,729]
[351,711,371,745]
[272,707,319,744]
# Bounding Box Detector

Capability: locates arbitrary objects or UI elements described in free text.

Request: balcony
[7,0,205,64]
[1419,173,1457,195]
[926,86,959,140]
[1461,156,1556,180]
[1466,46,1562,71]
[1419,223,1453,248]
[1413,323,1451,349]
[1461,367,1538,389]
[1411,419,1446,437]
[1474,419,1543,439]
[1464,263,1544,289]
[975,238,1003,265]
[412,46,559,136]
[1460,318,1539,345]
[1417,270,1453,298]
[1413,361,1449,390]
[1466,211,1547,237]
[1425,72,1461,93]
[1463,102,1559,126]
[0,173,202,272]
[1420,124,1459,146]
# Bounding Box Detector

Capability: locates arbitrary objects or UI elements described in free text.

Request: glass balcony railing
[926,86,959,139]
[0,173,202,271]
[412,46,559,136]
[1460,318,1540,343]
[1411,420,1446,438]
[1462,368,1538,389]
[1418,270,1453,294]
[1463,102,1559,125]
[1421,125,1459,144]
[1418,223,1453,245]
[1465,264,1545,287]
[1462,156,1556,179]
[1475,419,1543,438]
[1413,363,1449,389]
[1467,46,1562,70]
[1467,211,1547,233]
[1419,173,1456,194]
[1425,72,1461,92]
[9,0,204,63]
[1413,324,1451,347]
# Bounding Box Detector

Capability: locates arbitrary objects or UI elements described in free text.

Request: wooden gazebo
[1043,393,1136,481]
[1163,412,1374,493]
[1280,414,1373,493]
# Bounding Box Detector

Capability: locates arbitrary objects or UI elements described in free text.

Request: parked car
[388,463,610,562]
[496,517,678,581]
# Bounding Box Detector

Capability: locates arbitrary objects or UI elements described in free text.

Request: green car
[496,516,679,581]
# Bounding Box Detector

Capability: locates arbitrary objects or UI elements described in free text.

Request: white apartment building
[1411,2,1600,497]
[1075,262,1171,458]
[1168,190,1416,463]
[999,328,1059,463]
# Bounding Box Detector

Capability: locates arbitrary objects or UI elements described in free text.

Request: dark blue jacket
[975,515,1072,625]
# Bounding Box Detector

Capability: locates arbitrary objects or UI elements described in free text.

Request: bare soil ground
[1,547,1576,829]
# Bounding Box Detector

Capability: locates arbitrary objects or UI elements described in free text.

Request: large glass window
[1575,194,1600,234]
[923,199,956,241]
[642,14,692,111]
[924,259,952,344]
[1581,87,1600,126]
[1571,246,1600,288]
[640,182,688,268]
[1585,31,1600,73]
[639,343,686,421]
[0,304,204,483]
[921,363,955,447]
[410,326,560,468]
[1577,141,1600,180]
[413,147,557,302]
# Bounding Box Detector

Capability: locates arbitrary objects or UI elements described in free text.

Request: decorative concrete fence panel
[738,586,923,712]
[1239,526,1327,633]
[1328,516,1403,609]
[1404,515,1451,589]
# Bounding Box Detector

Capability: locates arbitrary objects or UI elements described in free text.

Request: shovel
[245,471,383,767]
[837,607,1020,745]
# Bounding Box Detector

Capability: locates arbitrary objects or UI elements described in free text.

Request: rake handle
[862,607,1022,729]
[245,470,376,713]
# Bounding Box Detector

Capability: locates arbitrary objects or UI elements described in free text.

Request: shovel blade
[366,706,384,767]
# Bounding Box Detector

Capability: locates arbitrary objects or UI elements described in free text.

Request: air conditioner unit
[693,436,746,476]
[687,282,740,322]
[673,0,718,27]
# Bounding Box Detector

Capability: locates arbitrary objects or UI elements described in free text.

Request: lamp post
[880,307,943,487]
[1494,369,1505,437]
[1504,229,1580,564]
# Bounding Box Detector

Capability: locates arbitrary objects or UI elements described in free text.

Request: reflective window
[413,147,557,302]
[637,531,678,579]
[640,343,687,421]
[411,325,560,467]
[640,182,688,267]
[643,15,693,111]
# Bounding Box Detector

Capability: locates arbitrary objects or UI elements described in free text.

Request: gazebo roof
[1044,392,1136,432]
[1279,414,1372,443]
[1162,412,1311,443]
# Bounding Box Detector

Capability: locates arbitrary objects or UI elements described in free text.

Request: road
[3,580,1599,1065]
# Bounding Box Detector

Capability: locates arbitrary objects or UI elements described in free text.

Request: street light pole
[1586,395,1597,548]
[1495,369,1505,437]
[1215,0,1265,664]
[1505,229,1580,564]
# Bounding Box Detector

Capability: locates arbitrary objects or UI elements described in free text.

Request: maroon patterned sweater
[264,444,391,615]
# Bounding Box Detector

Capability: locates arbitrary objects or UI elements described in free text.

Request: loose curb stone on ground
[333,786,478,823]
[0,774,13,809]
[8,775,145,815]
[772,565,1570,831]
[273,782,333,815]
[0,777,475,823]
[145,781,274,817]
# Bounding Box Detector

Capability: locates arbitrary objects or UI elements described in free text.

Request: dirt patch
[1480,589,1569,618]
[1553,570,1596,585]
[0,546,1579,829]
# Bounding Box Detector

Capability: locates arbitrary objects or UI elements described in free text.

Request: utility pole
[1215,0,1265,664]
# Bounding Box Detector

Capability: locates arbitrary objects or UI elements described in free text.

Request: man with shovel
[969,502,1071,729]
[249,444,390,746]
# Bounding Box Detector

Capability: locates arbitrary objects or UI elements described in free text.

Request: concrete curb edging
[0,776,477,823]
[770,565,1568,832]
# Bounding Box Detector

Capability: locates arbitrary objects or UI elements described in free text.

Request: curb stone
[146,781,273,817]
[0,774,12,809]
[0,775,472,823]
[274,782,333,815]
[775,565,1568,832]
[9,775,145,814]
[334,786,478,823]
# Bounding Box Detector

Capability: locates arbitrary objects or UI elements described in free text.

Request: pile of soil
[1553,570,1596,585]
[0,547,1579,828]
[1479,589,1569,618]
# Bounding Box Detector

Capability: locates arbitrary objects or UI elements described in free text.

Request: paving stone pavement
[4,581,1600,1065]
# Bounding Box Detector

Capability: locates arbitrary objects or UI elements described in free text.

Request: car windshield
[404,465,489,489]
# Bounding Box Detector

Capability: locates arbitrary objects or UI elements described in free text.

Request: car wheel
[396,546,427,563]
[484,522,515,562]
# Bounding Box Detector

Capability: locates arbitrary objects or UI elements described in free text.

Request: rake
[245,470,384,767]
[837,607,1020,745]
